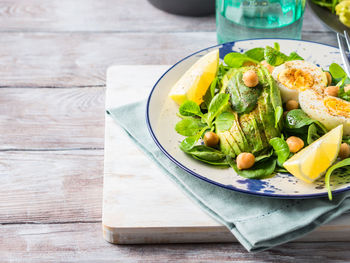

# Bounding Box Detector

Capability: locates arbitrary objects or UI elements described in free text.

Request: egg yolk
[278,68,314,90]
[324,97,350,118]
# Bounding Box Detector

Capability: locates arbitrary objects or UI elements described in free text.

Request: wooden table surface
[0,1,349,262]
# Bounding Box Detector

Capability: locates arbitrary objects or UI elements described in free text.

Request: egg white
[272,60,327,102]
[299,89,350,135]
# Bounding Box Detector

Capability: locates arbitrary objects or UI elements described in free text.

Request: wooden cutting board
[102,65,350,244]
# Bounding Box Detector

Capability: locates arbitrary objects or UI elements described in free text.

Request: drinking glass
[216,0,306,43]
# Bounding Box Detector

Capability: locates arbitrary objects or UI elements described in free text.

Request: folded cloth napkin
[107,100,350,252]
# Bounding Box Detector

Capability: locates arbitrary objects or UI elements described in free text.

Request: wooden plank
[103,65,350,245]
[0,32,216,87]
[0,0,215,32]
[0,150,103,223]
[0,1,328,33]
[0,31,336,87]
[1,223,350,263]
[0,87,104,149]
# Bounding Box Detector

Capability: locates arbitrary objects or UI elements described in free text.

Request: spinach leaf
[180,136,197,152]
[228,156,277,179]
[269,137,290,166]
[325,158,350,200]
[275,167,289,173]
[224,52,258,68]
[307,123,320,145]
[285,109,328,134]
[203,64,229,108]
[185,145,226,161]
[287,52,303,61]
[192,155,229,166]
[207,93,230,125]
[329,63,346,79]
[179,126,208,151]
[225,69,262,114]
[264,45,303,66]
[285,109,313,129]
[255,150,273,163]
[215,111,235,132]
[210,77,218,98]
[264,46,288,66]
[203,77,219,109]
[175,117,206,136]
[244,48,265,62]
[274,106,283,128]
[179,100,203,117]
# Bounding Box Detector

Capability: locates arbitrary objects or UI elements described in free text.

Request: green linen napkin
[107,100,350,252]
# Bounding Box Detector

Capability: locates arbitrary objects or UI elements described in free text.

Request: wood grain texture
[0,150,103,223]
[0,31,337,88]
[0,32,217,87]
[2,223,350,263]
[1,1,348,261]
[0,0,215,32]
[0,87,105,149]
[0,0,328,33]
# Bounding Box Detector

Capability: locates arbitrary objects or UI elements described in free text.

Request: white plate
[146,39,350,198]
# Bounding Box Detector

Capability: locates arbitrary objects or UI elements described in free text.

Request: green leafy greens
[175,118,207,136]
[227,156,277,179]
[285,109,328,135]
[269,137,290,166]
[173,42,350,197]
[325,158,350,200]
[224,53,259,68]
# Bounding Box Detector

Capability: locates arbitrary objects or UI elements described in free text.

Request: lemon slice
[283,125,343,183]
[169,49,219,105]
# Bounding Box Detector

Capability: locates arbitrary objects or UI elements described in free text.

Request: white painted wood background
[1,1,349,262]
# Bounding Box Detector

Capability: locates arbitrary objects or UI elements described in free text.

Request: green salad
[173,43,350,200]
[312,0,350,27]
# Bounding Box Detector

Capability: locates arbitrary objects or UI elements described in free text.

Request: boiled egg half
[299,89,350,135]
[272,60,328,102]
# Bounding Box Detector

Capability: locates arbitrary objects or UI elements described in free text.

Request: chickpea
[243,61,256,67]
[203,131,219,147]
[325,86,339,97]
[344,84,350,93]
[261,60,275,73]
[286,136,304,153]
[236,152,255,170]
[285,100,299,111]
[243,70,259,87]
[339,143,350,159]
[325,72,332,85]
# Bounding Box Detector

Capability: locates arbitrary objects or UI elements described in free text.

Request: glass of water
[216,0,306,44]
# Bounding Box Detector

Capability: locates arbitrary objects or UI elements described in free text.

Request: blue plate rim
[145,38,350,199]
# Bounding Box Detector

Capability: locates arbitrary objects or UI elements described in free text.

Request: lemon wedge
[283,125,343,183]
[169,49,219,105]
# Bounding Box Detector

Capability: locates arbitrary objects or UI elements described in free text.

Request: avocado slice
[229,111,251,153]
[239,107,265,154]
[217,131,237,158]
